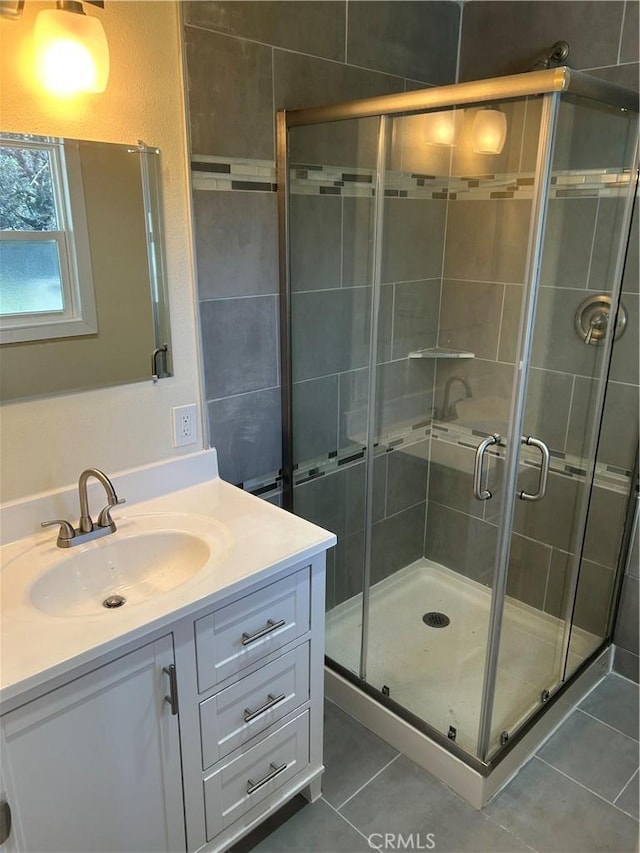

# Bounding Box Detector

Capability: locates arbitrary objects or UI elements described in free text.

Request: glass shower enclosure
[277,68,639,766]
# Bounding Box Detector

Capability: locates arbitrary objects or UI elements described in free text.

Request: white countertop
[0,451,336,707]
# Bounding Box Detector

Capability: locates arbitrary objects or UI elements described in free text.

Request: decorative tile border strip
[242,414,630,502]
[192,155,276,192]
[192,155,634,201]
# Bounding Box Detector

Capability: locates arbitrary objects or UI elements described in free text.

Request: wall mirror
[0,132,172,402]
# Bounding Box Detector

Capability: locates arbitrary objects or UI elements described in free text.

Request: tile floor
[233,673,639,853]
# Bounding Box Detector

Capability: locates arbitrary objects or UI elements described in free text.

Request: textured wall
[0,1,201,500]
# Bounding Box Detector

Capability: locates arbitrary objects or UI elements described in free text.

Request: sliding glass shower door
[363,97,549,755]
[487,92,639,757]
[281,70,638,764]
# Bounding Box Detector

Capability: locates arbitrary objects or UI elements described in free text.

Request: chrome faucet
[436,376,473,422]
[42,468,126,548]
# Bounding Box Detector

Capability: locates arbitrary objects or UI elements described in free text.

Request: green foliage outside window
[0,146,57,232]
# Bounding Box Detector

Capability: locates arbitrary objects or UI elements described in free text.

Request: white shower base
[326,558,601,756]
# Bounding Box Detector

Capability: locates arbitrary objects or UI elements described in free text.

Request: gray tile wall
[184,1,637,654]
[452,0,639,648]
[183,0,461,488]
[458,1,637,84]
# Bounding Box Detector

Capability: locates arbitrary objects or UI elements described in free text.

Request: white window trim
[0,138,97,344]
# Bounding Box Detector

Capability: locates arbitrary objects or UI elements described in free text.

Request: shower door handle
[519,436,550,502]
[473,434,501,500]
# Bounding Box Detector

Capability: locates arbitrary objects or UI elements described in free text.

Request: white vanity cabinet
[0,554,327,853]
[176,556,326,853]
[0,635,185,853]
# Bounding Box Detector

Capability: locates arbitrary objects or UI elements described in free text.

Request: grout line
[535,755,638,814]
[390,282,397,362]
[207,383,281,404]
[495,283,507,362]
[582,60,639,72]
[577,706,640,741]
[377,497,426,525]
[617,1,627,65]
[541,543,554,614]
[584,196,600,291]
[184,21,402,84]
[321,796,377,844]
[613,766,639,805]
[480,812,539,853]
[200,292,280,303]
[428,498,495,527]
[517,97,528,175]
[562,375,577,454]
[611,671,640,687]
[289,277,442,296]
[344,0,349,64]
[335,753,400,811]
[454,0,464,84]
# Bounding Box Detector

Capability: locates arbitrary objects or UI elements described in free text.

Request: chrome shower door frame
[475,90,561,760]
[277,66,640,769]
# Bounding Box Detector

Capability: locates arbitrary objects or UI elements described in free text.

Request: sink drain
[423,611,450,628]
[103,594,126,609]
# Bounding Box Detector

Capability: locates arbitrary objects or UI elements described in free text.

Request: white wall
[0,1,202,500]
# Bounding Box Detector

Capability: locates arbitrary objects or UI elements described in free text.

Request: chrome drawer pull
[242,618,286,646]
[244,692,286,723]
[246,761,287,795]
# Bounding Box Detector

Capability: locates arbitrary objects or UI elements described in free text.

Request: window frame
[0,137,97,344]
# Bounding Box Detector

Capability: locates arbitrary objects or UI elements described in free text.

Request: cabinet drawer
[203,710,310,842]
[200,643,309,769]
[195,568,310,692]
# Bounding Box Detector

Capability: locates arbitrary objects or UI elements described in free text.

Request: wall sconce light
[471,109,507,155]
[423,109,464,147]
[34,0,109,96]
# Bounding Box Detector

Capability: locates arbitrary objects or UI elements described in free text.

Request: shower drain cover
[423,612,450,628]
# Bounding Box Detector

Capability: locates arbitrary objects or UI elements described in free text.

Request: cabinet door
[1,636,185,853]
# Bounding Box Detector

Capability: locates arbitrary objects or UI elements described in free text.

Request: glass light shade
[423,109,464,147]
[471,110,507,155]
[34,7,110,96]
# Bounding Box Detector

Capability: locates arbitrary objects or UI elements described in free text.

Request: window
[0,135,97,343]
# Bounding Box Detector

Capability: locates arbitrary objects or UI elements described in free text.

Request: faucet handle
[97,498,126,529]
[41,519,76,543]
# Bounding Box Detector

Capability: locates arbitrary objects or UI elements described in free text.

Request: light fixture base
[57,1,85,14]
[0,0,25,20]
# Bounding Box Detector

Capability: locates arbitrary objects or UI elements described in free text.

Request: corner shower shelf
[408,347,475,360]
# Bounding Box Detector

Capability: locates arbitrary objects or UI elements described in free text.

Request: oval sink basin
[31,530,209,617]
[21,515,229,618]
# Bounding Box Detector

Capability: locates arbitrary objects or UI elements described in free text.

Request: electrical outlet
[172,403,198,447]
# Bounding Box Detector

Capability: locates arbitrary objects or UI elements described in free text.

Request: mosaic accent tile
[192,155,634,202]
[241,408,632,498]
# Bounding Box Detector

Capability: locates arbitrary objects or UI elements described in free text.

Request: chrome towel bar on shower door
[473,434,501,501]
[473,434,550,502]
[519,436,550,501]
